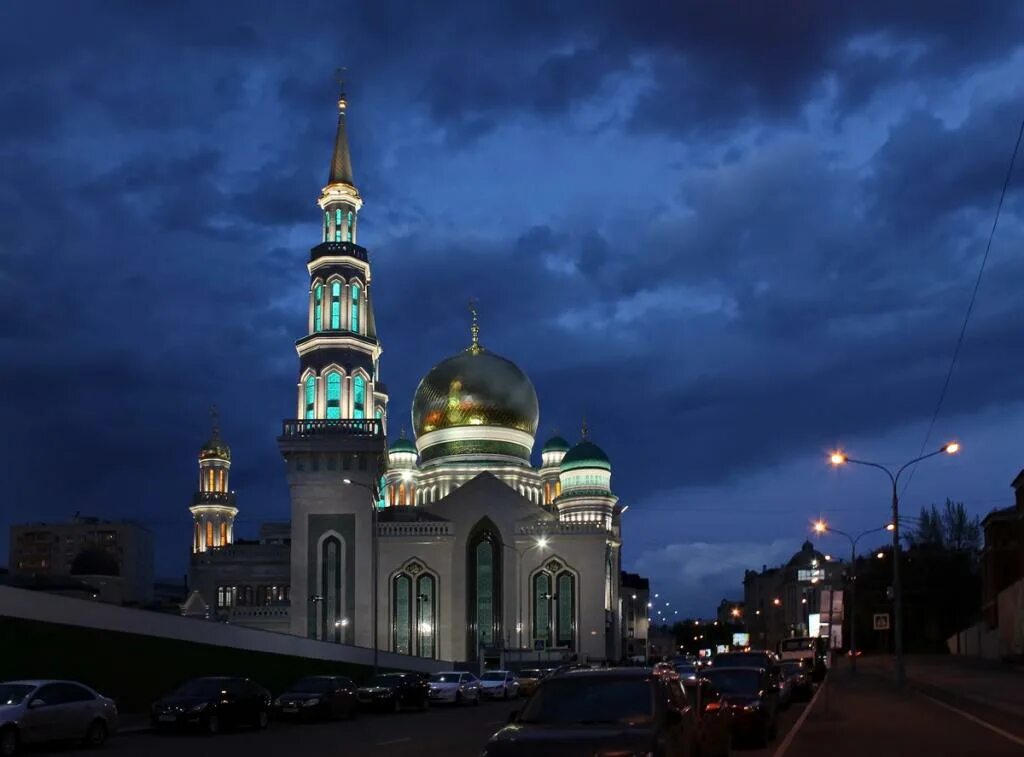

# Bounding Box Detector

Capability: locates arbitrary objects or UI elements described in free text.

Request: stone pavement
[780,660,1024,757]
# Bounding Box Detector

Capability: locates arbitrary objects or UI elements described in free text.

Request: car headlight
[743,703,761,711]
[188,702,208,713]
[302,698,320,707]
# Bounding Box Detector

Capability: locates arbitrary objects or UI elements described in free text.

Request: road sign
[873,613,890,631]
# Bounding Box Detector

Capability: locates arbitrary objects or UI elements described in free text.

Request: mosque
[185,88,643,664]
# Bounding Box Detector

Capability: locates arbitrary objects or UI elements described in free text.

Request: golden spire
[467,299,483,355]
[581,416,589,440]
[209,405,220,438]
[335,66,348,112]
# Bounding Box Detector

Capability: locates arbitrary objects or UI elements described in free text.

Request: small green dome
[560,440,611,472]
[389,437,418,455]
[542,435,570,454]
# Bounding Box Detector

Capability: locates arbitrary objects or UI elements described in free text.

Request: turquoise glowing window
[353,375,365,419]
[304,376,316,419]
[334,209,342,242]
[326,372,342,419]
[375,406,383,421]
[350,283,360,332]
[323,210,330,243]
[393,574,412,655]
[313,284,323,332]
[346,210,354,241]
[330,281,341,329]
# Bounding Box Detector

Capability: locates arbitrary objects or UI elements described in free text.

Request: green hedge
[0,617,387,714]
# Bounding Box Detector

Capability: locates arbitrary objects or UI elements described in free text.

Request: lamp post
[343,478,381,678]
[501,537,550,649]
[829,442,960,687]
[812,519,895,673]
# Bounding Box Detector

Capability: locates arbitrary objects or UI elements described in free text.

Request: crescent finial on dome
[467,299,483,355]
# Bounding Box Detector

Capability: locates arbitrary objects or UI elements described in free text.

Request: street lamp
[501,536,550,649]
[343,478,381,678]
[812,519,894,673]
[829,441,960,687]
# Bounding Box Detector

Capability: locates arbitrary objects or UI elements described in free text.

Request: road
[52,696,810,757]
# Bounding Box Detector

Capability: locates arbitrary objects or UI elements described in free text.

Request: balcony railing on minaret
[191,491,238,507]
[280,418,383,438]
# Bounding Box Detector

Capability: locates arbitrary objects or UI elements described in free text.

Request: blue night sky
[2,1,1023,618]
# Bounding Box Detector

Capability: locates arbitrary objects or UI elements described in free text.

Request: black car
[356,673,429,713]
[710,651,782,687]
[151,677,270,734]
[780,660,813,700]
[273,675,357,721]
[484,668,699,757]
[682,677,732,757]
[704,667,779,747]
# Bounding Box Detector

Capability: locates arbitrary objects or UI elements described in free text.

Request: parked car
[479,671,519,700]
[356,673,429,712]
[273,675,357,721]
[0,680,118,756]
[711,651,782,688]
[427,672,481,705]
[780,660,813,700]
[704,667,779,747]
[487,668,698,756]
[674,662,699,682]
[682,677,733,757]
[514,669,545,698]
[151,676,270,734]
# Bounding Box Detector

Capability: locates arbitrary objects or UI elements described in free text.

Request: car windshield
[713,654,767,668]
[430,673,461,683]
[481,673,506,681]
[520,669,542,678]
[175,679,230,697]
[781,663,803,675]
[0,684,34,705]
[288,677,334,693]
[518,677,655,725]
[781,639,814,652]
[371,675,404,686]
[675,664,696,674]
[706,669,762,696]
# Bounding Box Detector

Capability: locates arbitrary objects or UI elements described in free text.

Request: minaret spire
[467,299,483,355]
[328,68,356,187]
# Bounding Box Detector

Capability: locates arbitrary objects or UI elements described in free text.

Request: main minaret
[279,85,388,644]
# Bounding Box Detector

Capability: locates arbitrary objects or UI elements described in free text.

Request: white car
[0,680,118,756]
[479,671,519,700]
[427,672,481,705]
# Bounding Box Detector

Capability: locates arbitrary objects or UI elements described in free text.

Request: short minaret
[384,429,418,506]
[189,412,238,553]
[554,421,618,529]
[539,432,569,506]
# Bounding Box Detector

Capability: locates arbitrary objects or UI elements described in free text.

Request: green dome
[542,435,570,454]
[389,437,417,454]
[560,440,611,472]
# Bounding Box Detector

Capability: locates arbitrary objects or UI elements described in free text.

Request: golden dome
[412,349,539,438]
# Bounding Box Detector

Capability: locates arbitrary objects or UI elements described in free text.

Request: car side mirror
[28,699,45,709]
[507,710,519,724]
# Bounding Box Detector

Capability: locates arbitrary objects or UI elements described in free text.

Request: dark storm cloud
[1,0,1022,612]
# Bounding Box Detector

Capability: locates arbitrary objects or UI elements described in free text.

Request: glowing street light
[876,551,885,559]
[826,441,960,687]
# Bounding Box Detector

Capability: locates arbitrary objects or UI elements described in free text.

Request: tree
[906,499,979,552]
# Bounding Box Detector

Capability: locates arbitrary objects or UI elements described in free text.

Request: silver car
[0,680,118,756]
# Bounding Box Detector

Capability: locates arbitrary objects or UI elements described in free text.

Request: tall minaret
[189,411,237,553]
[294,82,388,427]
[280,84,388,644]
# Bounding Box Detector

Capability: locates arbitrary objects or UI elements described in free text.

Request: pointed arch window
[556,572,576,648]
[323,210,330,243]
[417,574,436,658]
[334,208,343,242]
[467,527,501,658]
[350,283,361,333]
[205,520,213,549]
[320,535,344,641]
[219,521,227,545]
[330,281,342,329]
[393,573,412,654]
[304,375,316,419]
[533,572,552,645]
[313,284,324,332]
[346,210,355,241]
[353,375,366,419]
[326,372,342,419]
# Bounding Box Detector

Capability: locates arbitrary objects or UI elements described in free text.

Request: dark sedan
[151,677,270,734]
[484,668,698,757]
[780,661,813,700]
[704,667,778,747]
[682,677,732,757]
[273,675,357,721]
[356,673,429,713]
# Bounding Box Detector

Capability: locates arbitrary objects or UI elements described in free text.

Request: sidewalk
[780,665,1024,757]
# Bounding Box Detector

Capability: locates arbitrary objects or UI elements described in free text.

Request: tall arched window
[417,574,436,658]
[533,572,551,645]
[219,521,227,545]
[467,525,501,659]
[323,210,330,242]
[205,520,213,548]
[304,375,316,419]
[313,284,324,332]
[326,372,342,419]
[330,281,341,329]
[320,535,344,641]
[556,572,576,648]
[353,375,366,419]
[334,208,343,242]
[346,210,355,241]
[393,573,412,654]
[350,283,361,333]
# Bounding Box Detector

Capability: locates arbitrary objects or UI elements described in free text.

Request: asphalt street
[35,696,810,757]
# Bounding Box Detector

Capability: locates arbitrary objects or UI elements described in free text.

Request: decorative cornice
[317,182,363,211]
[295,333,382,359]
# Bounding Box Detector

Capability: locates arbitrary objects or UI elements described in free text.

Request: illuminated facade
[271,89,629,663]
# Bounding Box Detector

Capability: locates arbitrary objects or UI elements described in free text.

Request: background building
[8,515,154,604]
[620,571,650,661]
